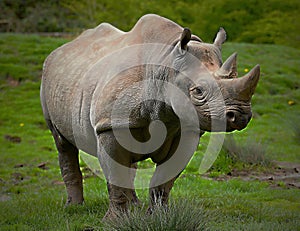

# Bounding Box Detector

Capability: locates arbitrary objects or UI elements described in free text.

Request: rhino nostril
[226,111,236,122]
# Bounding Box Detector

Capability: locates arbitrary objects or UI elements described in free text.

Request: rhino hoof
[102,209,120,221]
[65,196,84,207]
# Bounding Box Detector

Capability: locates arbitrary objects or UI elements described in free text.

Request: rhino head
[171,28,260,132]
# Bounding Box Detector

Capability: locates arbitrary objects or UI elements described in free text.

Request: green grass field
[0,33,299,230]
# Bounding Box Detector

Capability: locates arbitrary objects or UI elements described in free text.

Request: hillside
[1,0,299,48]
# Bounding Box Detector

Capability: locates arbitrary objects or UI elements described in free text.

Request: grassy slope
[0,33,299,230]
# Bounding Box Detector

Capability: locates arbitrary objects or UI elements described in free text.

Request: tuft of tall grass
[292,125,300,143]
[103,199,213,231]
[222,134,270,166]
[288,114,300,143]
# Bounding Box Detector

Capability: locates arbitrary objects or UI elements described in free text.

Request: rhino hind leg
[49,121,84,205]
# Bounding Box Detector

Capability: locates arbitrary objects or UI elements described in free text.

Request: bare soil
[206,162,300,189]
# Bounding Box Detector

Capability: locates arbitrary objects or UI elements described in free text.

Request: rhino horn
[215,52,238,79]
[234,65,260,101]
[213,27,226,49]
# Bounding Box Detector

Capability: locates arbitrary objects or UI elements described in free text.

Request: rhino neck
[141,59,178,123]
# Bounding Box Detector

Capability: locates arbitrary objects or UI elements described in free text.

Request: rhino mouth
[228,122,249,132]
[225,111,252,132]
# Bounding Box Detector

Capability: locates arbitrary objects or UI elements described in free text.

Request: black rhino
[40,14,260,218]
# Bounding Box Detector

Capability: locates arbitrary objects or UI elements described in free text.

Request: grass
[0,33,67,84]
[0,33,300,230]
[1,175,299,230]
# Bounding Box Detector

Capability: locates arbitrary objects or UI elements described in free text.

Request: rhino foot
[65,184,84,205]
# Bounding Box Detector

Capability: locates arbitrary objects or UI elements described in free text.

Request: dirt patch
[205,162,300,189]
[0,194,11,202]
[4,135,21,143]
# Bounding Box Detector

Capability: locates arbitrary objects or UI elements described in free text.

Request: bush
[0,0,75,33]
[222,134,270,166]
[287,114,300,143]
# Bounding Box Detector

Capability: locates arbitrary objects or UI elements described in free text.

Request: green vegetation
[0,34,67,84]
[1,0,300,48]
[0,28,299,230]
[103,200,211,230]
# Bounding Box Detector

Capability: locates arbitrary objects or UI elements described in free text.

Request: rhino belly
[71,91,98,157]
[44,81,98,157]
[73,123,98,156]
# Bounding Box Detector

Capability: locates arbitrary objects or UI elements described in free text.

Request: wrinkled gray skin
[40,14,260,218]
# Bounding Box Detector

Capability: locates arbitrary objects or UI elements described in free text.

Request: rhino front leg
[148,136,181,211]
[97,131,139,218]
[148,132,198,211]
[148,175,178,211]
[50,122,84,205]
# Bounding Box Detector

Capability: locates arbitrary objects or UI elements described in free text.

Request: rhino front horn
[236,65,260,100]
[215,52,237,79]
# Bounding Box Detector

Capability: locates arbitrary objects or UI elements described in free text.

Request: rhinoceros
[40,14,260,217]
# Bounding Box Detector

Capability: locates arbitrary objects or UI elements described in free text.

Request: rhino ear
[180,28,192,50]
[213,27,226,49]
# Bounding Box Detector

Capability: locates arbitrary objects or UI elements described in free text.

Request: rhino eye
[190,86,207,104]
[193,87,203,95]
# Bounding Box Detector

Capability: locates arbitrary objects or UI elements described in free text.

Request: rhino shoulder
[131,14,183,43]
[135,14,179,28]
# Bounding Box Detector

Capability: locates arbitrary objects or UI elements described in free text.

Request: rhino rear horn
[213,27,226,49]
[180,28,192,50]
[215,52,238,78]
[235,65,260,101]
